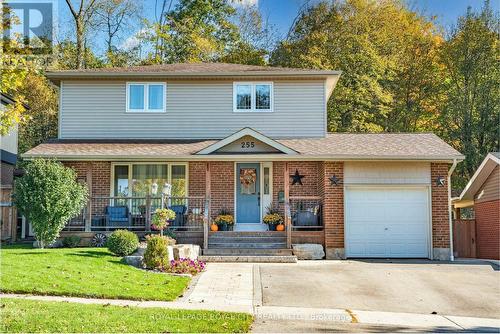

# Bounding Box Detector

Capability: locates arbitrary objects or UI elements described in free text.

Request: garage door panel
[346,187,430,258]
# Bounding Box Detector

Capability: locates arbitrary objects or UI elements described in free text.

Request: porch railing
[63,195,209,233]
[289,196,323,231]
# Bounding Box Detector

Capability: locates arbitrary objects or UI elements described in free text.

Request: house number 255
[241,141,255,148]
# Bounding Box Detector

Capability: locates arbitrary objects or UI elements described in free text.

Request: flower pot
[218,222,228,231]
[276,224,285,231]
[210,223,218,231]
[268,224,277,231]
[227,224,234,231]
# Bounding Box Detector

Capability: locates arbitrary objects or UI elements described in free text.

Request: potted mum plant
[214,209,234,231]
[151,208,176,236]
[263,204,284,231]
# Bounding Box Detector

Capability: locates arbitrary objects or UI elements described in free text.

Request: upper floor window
[127,82,166,112]
[233,82,273,112]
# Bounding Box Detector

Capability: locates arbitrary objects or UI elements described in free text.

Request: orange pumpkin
[210,223,219,231]
[276,224,285,231]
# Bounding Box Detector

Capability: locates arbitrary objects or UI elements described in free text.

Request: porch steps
[198,255,297,263]
[202,231,296,262]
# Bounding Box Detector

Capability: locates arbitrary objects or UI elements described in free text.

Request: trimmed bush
[143,235,176,270]
[62,236,81,248]
[106,230,139,256]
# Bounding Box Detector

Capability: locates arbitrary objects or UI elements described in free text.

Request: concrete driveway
[259,260,500,318]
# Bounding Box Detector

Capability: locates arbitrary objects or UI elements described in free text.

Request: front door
[236,163,260,224]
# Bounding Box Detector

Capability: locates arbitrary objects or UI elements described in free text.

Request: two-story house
[24,63,463,260]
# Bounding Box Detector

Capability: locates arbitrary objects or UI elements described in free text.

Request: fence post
[85,199,92,232]
[203,198,210,250]
[145,195,151,231]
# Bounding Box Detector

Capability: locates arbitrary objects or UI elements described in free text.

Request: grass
[0,298,253,333]
[0,245,190,301]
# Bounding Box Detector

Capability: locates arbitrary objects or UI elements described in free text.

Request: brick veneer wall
[320,162,344,258]
[431,163,451,253]
[272,161,320,201]
[210,162,234,218]
[63,161,110,197]
[475,200,500,260]
[188,162,206,197]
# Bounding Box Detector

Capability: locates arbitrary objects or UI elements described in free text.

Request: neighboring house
[23,63,464,260]
[1,93,20,241]
[453,153,500,260]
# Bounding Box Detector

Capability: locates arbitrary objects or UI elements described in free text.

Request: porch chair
[104,205,132,228]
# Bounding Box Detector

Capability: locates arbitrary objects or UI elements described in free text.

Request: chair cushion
[106,206,128,219]
[109,217,128,223]
[169,205,187,215]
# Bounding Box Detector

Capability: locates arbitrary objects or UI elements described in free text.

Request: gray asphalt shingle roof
[24,133,463,160]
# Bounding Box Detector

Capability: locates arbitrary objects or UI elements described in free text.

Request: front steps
[200,231,297,263]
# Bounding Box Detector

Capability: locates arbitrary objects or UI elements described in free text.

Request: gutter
[448,158,458,261]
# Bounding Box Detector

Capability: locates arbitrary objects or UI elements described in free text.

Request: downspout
[448,159,458,261]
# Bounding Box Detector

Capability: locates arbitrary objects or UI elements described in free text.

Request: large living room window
[234,82,273,112]
[126,82,166,112]
[112,163,187,197]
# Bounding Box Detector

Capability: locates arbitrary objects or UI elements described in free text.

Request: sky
[55,0,497,54]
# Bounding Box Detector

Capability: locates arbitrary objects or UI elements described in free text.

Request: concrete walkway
[2,261,499,332]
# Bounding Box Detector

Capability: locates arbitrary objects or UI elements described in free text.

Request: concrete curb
[2,293,499,331]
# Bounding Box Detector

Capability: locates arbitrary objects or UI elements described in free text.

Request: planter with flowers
[263,204,284,231]
[214,209,234,231]
[151,208,176,236]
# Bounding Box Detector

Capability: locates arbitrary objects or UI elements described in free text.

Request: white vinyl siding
[59,80,325,139]
[344,162,431,185]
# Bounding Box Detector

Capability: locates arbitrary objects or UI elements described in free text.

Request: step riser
[199,255,297,263]
[203,249,293,256]
[208,243,286,249]
[208,237,286,243]
[209,232,286,237]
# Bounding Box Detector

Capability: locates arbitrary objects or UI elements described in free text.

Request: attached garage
[344,162,432,258]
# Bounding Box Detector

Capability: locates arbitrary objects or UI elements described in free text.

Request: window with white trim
[234,82,273,112]
[127,83,166,112]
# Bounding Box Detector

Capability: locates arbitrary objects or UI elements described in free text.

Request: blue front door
[236,163,260,224]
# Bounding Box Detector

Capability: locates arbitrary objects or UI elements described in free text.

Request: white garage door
[345,187,430,258]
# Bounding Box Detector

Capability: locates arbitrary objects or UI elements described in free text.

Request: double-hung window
[234,82,273,112]
[127,82,166,112]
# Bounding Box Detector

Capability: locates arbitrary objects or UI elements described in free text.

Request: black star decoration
[290,169,305,186]
[329,174,341,186]
[436,176,445,187]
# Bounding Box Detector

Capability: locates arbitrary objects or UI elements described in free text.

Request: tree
[0,5,28,135]
[64,0,100,69]
[93,0,141,66]
[17,73,58,153]
[144,0,239,63]
[53,40,105,69]
[221,4,278,65]
[439,1,500,189]
[271,0,444,133]
[14,159,88,248]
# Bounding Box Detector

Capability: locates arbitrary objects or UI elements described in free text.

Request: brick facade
[188,162,206,197]
[209,162,234,218]
[475,200,499,260]
[319,162,344,259]
[431,163,451,255]
[61,159,453,260]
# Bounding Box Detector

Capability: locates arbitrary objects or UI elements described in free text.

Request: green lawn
[0,298,253,333]
[0,245,189,301]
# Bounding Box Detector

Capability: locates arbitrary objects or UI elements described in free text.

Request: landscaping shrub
[14,159,88,248]
[106,230,139,256]
[143,235,176,270]
[166,258,205,276]
[62,236,81,248]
